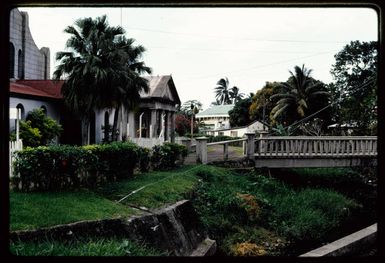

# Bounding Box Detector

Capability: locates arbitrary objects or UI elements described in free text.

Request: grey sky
[18,7,378,109]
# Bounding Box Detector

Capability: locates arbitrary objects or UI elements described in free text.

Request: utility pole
[190,103,194,139]
[262,96,266,131]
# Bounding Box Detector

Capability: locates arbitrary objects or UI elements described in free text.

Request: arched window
[16,103,25,119]
[10,43,15,78]
[44,54,48,80]
[18,49,24,79]
[40,105,47,115]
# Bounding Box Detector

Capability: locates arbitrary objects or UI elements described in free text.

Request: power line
[126,26,350,44]
[181,51,335,82]
[147,45,339,54]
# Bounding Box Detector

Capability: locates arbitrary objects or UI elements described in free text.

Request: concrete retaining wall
[299,223,377,257]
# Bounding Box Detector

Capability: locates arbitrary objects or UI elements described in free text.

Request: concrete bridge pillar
[245,132,256,160]
[196,137,208,164]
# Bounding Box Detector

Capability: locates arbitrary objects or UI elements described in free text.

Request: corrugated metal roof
[10,80,64,99]
[196,104,234,117]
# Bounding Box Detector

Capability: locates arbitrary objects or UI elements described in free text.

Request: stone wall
[9,8,50,80]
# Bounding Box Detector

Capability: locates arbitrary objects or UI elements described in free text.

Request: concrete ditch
[10,200,216,256]
[299,223,377,257]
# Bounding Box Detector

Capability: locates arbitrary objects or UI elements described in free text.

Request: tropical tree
[329,40,377,135]
[249,81,281,123]
[270,65,330,125]
[214,77,232,105]
[229,86,244,104]
[53,15,151,144]
[179,100,203,116]
[228,97,252,127]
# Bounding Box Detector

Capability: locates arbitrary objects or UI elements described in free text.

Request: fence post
[196,137,208,164]
[245,132,256,160]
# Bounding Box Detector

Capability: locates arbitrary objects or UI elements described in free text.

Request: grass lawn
[10,237,166,256]
[10,165,202,231]
[10,189,135,231]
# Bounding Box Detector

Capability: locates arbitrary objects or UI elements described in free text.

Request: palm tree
[53,15,151,144]
[214,77,232,105]
[270,64,329,124]
[229,86,244,104]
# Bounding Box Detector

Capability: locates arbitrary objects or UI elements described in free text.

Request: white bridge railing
[255,136,377,157]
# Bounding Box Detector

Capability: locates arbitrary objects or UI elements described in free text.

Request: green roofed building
[195,104,234,131]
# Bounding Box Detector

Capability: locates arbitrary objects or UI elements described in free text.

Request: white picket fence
[9,140,23,178]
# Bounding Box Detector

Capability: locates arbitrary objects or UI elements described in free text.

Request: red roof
[10,80,64,99]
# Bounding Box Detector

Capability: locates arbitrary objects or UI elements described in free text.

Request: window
[44,54,48,80]
[10,43,15,78]
[18,49,24,79]
[16,103,25,119]
[230,131,238,137]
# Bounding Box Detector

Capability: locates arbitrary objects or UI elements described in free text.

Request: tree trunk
[112,105,121,141]
[81,118,90,145]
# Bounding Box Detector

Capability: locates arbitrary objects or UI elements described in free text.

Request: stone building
[9,8,50,80]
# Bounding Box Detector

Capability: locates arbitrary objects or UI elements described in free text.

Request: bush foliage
[12,142,187,192]
[150,142,188,170]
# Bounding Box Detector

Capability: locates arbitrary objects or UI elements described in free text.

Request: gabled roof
[196,104,234,118]
[141,75,181,105]
[10,80,64,99]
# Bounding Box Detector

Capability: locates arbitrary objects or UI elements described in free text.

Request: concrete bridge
[192,133,377,168]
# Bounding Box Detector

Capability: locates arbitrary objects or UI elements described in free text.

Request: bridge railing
[255,136,378,157]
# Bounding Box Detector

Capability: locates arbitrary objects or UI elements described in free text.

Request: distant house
[195,104,234,131]
[206,120,268,138]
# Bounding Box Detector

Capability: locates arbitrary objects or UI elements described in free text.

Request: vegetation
[12,142,140,191]
[270,64,330,126]
[215,77,243,105]
[150,142,188,170]
[249,81,281,123]
[53,15,151,144]
[10,108,63,147]
[228,96,253,127]
[10,164,373,256]
[10,189,134,231]
[10,237,165,256]
[190,166,362,255]
[329,40,378,135]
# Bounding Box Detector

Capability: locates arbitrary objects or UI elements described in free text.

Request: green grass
[10,189,135,231]
[10,237,166,256]
[94,165,201,209]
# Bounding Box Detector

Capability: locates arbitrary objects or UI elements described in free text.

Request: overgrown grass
[10,189,135,231]
[10,237,166,256]
[190,166,362,255]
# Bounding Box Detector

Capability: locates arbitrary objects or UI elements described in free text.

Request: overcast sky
[18,7,378,109]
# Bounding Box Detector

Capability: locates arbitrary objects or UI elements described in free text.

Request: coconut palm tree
[53,15,151,144]
[214,77,232,105]
[229,86,244,104]
[270,64,329,124]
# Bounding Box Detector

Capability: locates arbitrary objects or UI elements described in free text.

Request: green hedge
[150,143,188,171]
[12,142,187,192]
[12,142,140,192]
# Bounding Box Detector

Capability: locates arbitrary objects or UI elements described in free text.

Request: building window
[10,43,15,78]
[16,103,25,119]
[218,132,224,136]
[230,131,238,137]
[18,49,24,79]
[44,54,48,80]
[104,111,110,141]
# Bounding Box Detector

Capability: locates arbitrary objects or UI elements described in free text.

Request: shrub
[150,143,188,170]
[12,142,140,191]
[10,109,63,147]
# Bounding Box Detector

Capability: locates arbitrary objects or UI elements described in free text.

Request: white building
[195,104,234,131]
[206,120,268,138]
